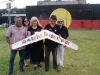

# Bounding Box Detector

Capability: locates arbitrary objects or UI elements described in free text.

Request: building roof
[37,0,86,5]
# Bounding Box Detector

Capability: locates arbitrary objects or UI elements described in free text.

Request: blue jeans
[8,49,25,73]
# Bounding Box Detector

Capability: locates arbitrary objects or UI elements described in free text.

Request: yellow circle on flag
[50,8,72,28]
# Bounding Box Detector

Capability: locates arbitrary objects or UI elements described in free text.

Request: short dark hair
[50,15,57,20]
[14,16,22,21]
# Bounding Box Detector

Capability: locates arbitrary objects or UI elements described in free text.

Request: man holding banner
[6,16,27,75]
[44,15,60,72]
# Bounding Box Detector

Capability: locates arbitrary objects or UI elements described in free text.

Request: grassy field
[0,28,100,75]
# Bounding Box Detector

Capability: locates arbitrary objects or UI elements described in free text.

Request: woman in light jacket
[57,18,69,67]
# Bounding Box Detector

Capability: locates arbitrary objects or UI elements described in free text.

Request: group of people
[6,15,69,75]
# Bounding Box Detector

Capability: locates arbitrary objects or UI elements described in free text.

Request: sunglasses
[58,21,63,23]
[24,20,28,22]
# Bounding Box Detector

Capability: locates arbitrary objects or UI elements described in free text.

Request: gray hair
[14,16,22,21]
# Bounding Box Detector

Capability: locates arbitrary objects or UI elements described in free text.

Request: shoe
[25,64,29,67]
[34,66,38,70]
[54,68,60,72]
[7,72,13,75]
[38,64,42,68]
[20,68,24,72]
[60,65,64,67]
[45,68,49,72]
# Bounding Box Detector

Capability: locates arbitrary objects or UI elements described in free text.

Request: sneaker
[60,65,64,67]
[38,64,42,68]
[60,64,64,67]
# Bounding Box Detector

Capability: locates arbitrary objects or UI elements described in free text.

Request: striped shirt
[6,25,27,50]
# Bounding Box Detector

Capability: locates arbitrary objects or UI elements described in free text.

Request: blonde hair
[30,16,41,27]
[57,18,64,22]
[57,18,64,25]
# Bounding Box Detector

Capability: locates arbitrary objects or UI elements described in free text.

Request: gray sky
[0,0,100,9]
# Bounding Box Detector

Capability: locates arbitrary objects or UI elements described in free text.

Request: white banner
[12,30,78,50]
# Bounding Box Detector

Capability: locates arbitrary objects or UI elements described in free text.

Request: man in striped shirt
[6,16,27,75]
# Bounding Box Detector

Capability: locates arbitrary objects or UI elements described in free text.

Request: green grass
[0,28,100,75]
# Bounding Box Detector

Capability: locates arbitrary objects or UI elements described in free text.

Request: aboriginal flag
[26,4,100,30]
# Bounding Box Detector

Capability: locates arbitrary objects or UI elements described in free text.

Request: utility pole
[8,8,11,26]
[6,0,15,26]
[6,1,11,26]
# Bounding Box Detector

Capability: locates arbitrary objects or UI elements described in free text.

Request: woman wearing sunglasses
[57,18,69,67]
[22,17,30,67]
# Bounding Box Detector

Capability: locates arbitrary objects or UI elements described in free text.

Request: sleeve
[28,26,31,31]
[6,26,12,38]
[40,26,42,30]
[57,26,61,35]
[38,26,43,31]
[65,27,69,38]
[25,28,28,38]
[44,25,48,29]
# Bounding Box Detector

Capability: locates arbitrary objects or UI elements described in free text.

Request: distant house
[0,8,26,24]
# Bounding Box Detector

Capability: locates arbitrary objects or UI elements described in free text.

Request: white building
[37,0,87,5]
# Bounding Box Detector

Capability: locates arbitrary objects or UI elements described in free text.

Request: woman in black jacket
[57,18,69,67]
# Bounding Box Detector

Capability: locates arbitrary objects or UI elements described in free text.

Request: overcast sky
[0,0,100,9]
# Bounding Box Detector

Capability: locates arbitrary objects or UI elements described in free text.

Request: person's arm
[27,27,32,44]
[6,26,12,49]
[65,27,69,40]
[64,27,69,47]
[27,31,31,37]
[58,26,61,36]
[6,37,12,49]
[6,37,11,45]
[25,28,28,38]
[27,27,31,37]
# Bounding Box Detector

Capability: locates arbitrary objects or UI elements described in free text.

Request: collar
[13,25,24,30]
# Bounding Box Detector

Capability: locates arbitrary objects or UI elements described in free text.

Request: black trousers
[45,46,58,70]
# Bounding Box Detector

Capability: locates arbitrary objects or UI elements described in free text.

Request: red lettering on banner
[31,36,37,40]
[44,32,48,36]
[37,34,42,39]
[21,40,26,44]
[57,36,61,41]
[61,39,65,43]
[21,40,24,44]
[53,35,57,40]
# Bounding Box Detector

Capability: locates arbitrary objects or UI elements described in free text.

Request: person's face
[32,20,38,26]
[50,19,57,25]
[24,18,29,26]
[58,20,63,27]
[15,18,22,27]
